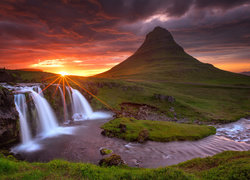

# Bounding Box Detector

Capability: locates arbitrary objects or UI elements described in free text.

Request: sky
[0,0,250,76]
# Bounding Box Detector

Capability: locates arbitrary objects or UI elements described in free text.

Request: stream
[17,118,250,168]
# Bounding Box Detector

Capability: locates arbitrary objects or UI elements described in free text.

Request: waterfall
[71,88,93,120]
[33,86,44,97]
[59,86,69,120]
[66,86,73,114]
[30,90,58,135]
[14,94,32,144]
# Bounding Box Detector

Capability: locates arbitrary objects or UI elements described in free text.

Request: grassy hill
[95,27,250,86]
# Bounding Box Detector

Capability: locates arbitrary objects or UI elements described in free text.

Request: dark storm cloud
[0,0,250,73]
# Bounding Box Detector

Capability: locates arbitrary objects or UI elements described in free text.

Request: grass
[90,78,250,123]
[0,151,249,179]
[0,154,195,180]
[101,117,216,142]
[171,151,250,180]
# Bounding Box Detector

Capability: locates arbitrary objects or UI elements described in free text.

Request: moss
[99,154,125,167]
[100,148,113,155]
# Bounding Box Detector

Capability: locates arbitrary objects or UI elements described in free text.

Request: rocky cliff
[0,86,19,148]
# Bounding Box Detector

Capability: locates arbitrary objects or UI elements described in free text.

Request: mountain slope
[95,27,250,85]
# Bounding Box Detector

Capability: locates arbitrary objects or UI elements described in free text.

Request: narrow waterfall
[59,86,69,120]
[14,94,32,144]
[66,86,73,114]
[37,86,44,97]
[33,86,44,97]
[30,90,58,135]
[71,88,93,120]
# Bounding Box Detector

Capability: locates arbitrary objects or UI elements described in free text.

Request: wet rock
[99,154,125,166]
[100,148,113,155]
[137,129,149,143]
[0,87,19,147]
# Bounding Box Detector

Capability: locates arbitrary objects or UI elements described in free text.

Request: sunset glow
[59,72,69,76]
[0,1,249,75]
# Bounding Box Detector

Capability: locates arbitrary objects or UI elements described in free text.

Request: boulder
[137,129,149,143]
[99,154,125,166]
[119,123,126,132]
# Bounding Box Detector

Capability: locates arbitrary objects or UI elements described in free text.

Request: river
[16,118,250,168]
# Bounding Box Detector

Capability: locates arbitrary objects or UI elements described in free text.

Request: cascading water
[37,86,44,97]
[30,90,58,136]
[71,89,93,120]
[14,94,32,144]
[59,86,69,120]
[66,86,74,114]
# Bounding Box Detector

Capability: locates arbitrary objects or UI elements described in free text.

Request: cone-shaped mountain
[95,27,250,85]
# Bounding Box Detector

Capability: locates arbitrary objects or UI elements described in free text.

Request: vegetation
[0,151,249,179]
[90,78,250,123]
[101,117,216,142]
[172,151,250,180]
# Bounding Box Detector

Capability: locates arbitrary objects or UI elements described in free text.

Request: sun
[59,71,69,76]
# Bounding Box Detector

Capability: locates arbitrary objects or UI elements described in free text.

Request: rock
[0,87,20,147]
[100,148,113,155]
[137,129,149,143]
[119,123,126,132]
[99,154,125,166]
[154,94,175,103]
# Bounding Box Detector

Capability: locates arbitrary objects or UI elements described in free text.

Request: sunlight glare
[59,71,69,76]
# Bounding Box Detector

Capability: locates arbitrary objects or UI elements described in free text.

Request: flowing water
[71,89,93,120]
[19,118,250,168]
[14,94,32,144]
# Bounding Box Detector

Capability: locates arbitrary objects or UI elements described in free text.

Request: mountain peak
[135,26,184,55]
[146,26,174,41]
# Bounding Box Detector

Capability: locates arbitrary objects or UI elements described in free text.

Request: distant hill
[15,68,43,72]
[241,71,250,76]
[95,27,250,85]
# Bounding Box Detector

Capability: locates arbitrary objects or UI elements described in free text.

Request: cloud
[0,0,250,74]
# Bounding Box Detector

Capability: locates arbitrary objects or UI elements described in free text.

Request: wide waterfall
[14,94,32,144]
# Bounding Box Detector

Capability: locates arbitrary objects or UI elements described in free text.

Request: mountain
[241,71,250,76]
[95,27,250,85]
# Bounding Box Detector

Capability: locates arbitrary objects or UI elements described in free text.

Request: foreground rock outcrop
[0,86,19,147]
[99,154,125,166]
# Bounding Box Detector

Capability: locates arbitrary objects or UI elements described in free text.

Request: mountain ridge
[95,27,250,85]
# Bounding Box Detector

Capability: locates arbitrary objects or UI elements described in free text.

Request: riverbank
[1,150,249,179]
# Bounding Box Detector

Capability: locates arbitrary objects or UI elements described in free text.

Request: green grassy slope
[1,151,249,179]
[89,78,250,122]
[95,27,250,86]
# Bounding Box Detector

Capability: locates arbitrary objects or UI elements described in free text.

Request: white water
[71,89,93,120]
[37,86,44,97]
[14,94,32,144]
[215,118,250,143]
[59,86,69,120]
[3,83,112,153]
[30,90,58,136]
[66,86,73,114]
